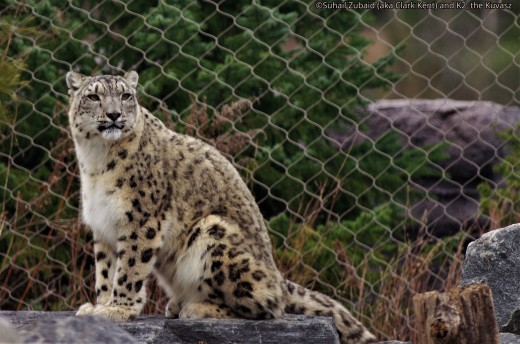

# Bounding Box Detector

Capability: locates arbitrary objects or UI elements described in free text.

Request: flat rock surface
[460,224,520,333]
[0,311,137,344]
[501,332,520,344]
[0,311,341,344]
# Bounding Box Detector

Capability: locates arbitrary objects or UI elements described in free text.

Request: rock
[0,316,21,344]
[0,311,341,344]
[0,311,137,344]
[501,332,520,344]
[362,99,520,182]
[460,224,520,332]
[118,314,341,344]
[333,99,520,235]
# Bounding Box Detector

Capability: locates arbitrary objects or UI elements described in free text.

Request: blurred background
[0,0,519,341]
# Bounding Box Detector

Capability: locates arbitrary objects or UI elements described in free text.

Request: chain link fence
[1,1,519,341]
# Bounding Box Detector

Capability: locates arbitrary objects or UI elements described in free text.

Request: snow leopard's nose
[106,112,121,122]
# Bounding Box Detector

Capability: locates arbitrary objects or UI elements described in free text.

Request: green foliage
[0,16,32,120]
[2,0,411,221]
[479,125,520,227]
[0,59,27,101]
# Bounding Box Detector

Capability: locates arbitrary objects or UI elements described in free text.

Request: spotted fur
[66,71,376,343]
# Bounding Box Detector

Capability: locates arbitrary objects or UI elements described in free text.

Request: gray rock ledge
[0,311,342,344]
[501,333,520,344]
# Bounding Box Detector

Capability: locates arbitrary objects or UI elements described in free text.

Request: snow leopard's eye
[87,94,100,102]
[121,93,132,101]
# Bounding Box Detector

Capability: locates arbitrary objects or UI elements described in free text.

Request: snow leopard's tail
[283,279,377,344]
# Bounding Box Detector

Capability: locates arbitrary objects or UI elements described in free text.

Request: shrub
[479,125,520,228]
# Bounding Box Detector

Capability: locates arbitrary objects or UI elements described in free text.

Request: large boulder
[364,99,519,182]
[460,223,520,333]
[334,99,520,235]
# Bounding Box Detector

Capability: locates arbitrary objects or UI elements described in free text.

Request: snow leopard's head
[66,71,139,142]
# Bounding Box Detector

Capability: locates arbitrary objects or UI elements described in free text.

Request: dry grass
[270,185,468,342]
[366,232,465,341]
[275,220,467,341]
[484,193,520,231]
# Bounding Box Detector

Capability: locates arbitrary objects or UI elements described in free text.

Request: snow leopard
[66,70,377,344]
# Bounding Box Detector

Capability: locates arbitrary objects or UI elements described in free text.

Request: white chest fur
[75,138,124,248]
[76,138,124,247]
[81,175,123,247]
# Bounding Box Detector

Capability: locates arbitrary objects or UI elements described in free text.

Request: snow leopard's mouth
[98,122,124,132]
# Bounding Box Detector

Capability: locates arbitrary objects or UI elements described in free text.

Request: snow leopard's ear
[124,71,139,89]
[66,71,86,91]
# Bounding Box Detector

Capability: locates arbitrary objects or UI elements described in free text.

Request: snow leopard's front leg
[91,219,163,322]
[77,237,115,316]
